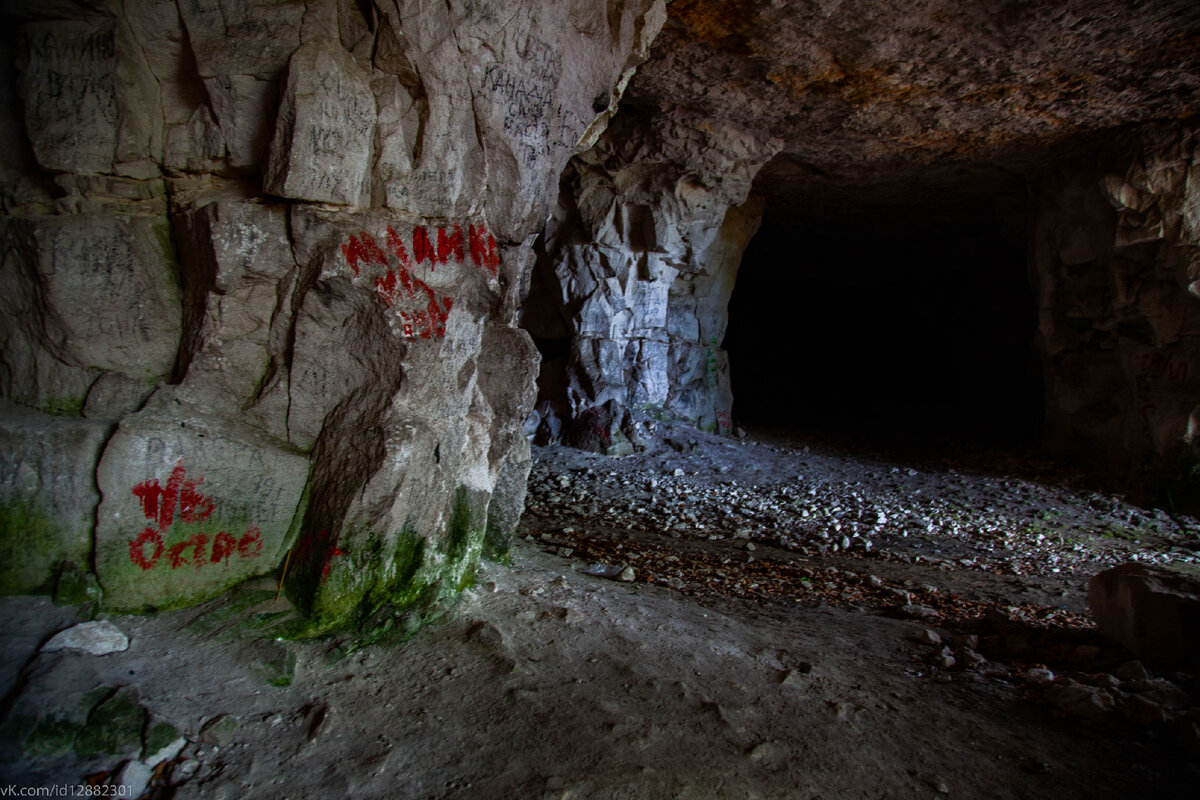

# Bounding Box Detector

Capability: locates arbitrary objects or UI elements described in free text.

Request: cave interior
[2,0,1200,795]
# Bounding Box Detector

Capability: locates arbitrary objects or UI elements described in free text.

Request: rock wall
[1034,122,1200,505]
[0,0,666,630]
[523,106,779,446]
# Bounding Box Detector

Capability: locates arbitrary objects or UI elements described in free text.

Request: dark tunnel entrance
[724,206,1044,454]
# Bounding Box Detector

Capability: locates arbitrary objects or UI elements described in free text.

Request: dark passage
[724,208,1043,451]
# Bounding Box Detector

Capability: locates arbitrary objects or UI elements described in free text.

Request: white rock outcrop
[0,0,667,628]
[525,107,779,439]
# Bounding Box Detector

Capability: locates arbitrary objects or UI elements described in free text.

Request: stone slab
[94,391,309,612]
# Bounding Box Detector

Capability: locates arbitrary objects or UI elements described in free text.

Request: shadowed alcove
[726,203,1043,452]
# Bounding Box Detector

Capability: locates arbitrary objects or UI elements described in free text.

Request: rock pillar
[0,0,666,631]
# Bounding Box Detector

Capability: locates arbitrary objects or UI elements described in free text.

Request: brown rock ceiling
[626,0,1200,221]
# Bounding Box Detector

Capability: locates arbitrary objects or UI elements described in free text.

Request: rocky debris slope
[519,423,1200,750]
[523,422,1200,582]
[0,0,667,627]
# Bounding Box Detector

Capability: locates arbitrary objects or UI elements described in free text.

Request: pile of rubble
[522,428,1200,580]
[518,424,1200,753]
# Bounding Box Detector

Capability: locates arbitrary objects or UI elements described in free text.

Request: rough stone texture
[1088,562,1200,670]
[0,0,667,629]
[265,42,376,206]
[0,213,181,415]
[94,390,311,612]
[1043,679,1116,723]
[42,621,129,656]
[5,0,1196,628]
[175,0,304,171]
[629,0,1200,220]
[1034,124,1200,501]
[525,0,1200,494]
[169,198,301,445]
[0,403,111,595]
[15,16,162,179]
[564,398,636,457]
[524,107,778,434]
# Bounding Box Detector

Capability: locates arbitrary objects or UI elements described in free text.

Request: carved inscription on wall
[480,33,586,169]
[16,21,118,173]
[266,43,376,205]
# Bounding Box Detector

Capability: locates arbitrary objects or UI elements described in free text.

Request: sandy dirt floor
[2,424,1198,798]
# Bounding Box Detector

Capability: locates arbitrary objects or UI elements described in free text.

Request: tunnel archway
[724,202,1043,454]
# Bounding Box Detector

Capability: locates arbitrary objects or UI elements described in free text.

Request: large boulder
[94,390,310,613]
[1088,562,1200,670]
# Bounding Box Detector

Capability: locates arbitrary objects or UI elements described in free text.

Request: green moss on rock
[482,512,508,564]
[447,487,481,561]
[0,497,89,597]
[142,721,180,759]
[39,396,86,417]
[53,560,102,605]
[74,687,146,757]
[250,642,297,687]
[283,486,490,640]
[98,508,296,614]
[26,716,83,757]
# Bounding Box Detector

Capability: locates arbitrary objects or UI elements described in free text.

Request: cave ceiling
[623,0,1200,224]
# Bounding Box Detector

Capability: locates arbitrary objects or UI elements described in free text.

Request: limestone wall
[0,0,666,629]
[523,106,779,445]
[1034,123,1200,504]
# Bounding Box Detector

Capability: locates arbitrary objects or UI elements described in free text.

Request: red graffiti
[438,224,465,264]
[340,232,389,276]
[211,531,238,565]
[469,224,499,276]
[128,528,164,571]
[716,410,732,434]
[132,463,214,532]
[372,232,454,339]
[166,532,208,569]
[126,462,263,572]
[239,527,263,558]
[340,223,499,338]
[294,528,345,585]
[412,226,434,265]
